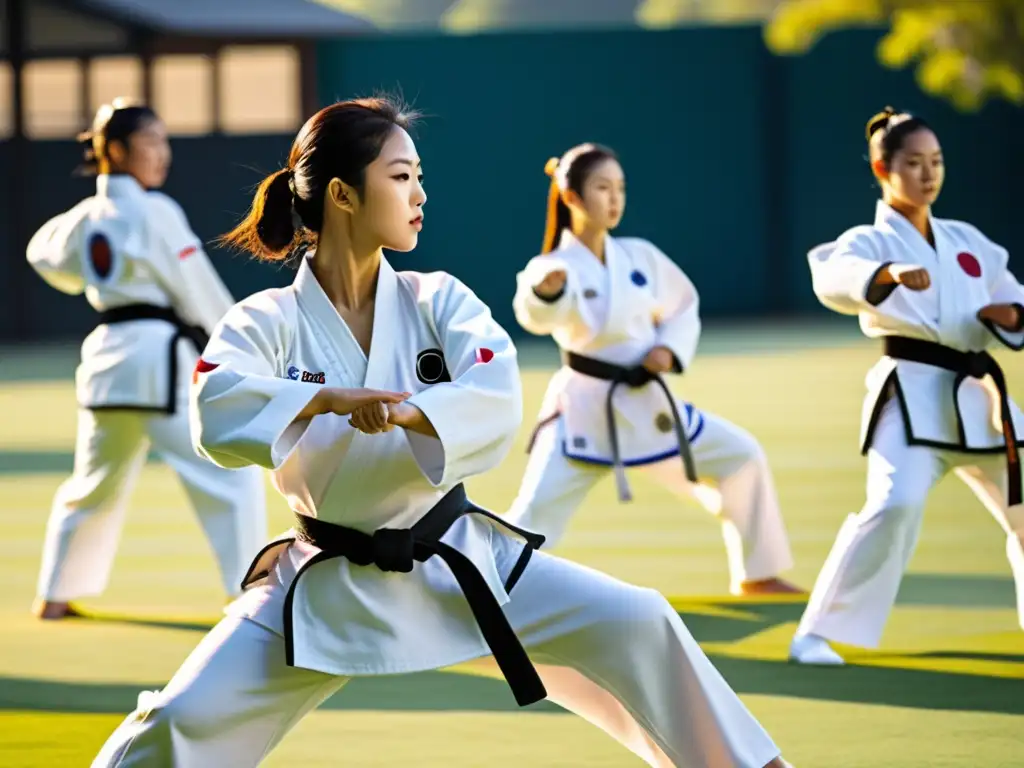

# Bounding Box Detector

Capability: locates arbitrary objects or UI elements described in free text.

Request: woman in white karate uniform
[790,107,1024,665]
[93,97,793,768]
[506,143,799,597]
[26,99,267,619]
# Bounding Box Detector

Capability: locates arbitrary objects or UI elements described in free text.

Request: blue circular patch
[630,269,647,287]
[287,366,300,380]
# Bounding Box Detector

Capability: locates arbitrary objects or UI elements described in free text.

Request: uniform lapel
[600,235,632,335]
[293,255,368,387]
[874,200,943,333]
[363,257,399,390]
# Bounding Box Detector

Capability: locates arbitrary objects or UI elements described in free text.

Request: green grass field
[2,325,1023,767]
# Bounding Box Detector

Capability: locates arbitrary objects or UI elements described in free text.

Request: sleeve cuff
[864,262,897,306]
[532,286,566,304]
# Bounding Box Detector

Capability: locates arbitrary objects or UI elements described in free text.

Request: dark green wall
[317,26,1022,326]
[4,26,1020,342]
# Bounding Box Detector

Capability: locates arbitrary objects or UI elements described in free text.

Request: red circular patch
[957,252,981,278]
[89,233,113,279]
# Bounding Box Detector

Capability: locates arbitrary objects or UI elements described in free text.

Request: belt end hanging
[614,463,633,503]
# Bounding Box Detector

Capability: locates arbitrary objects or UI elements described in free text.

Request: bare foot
[765,758,793,768]
[31,599,84,620]
[735,578,805,596]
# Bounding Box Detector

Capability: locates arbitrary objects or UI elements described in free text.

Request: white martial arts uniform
[92,254,782,768]
[27,174,266,602]
[796,200,1024,653]
[507,232,793,592]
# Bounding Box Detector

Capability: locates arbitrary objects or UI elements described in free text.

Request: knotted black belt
[96,303,210,415]
[563,351,697,502]
[885,336,1020,505]
[289,484,547,707]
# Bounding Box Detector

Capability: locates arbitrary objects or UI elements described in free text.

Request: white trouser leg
[796,401,946,647]
[954,459,1024,630]
[146,410,268,597]
[37,409,149,602]
[92,617,347,768]
[95,556,784,768]
[642,410,793,590]
[506,418,606,547]
[507,552,782,767]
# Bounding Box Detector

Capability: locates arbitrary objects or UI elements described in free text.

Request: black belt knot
[562,351,697,501]
[964,351,993,380]
[289,484,547,707]
[884,336,1020,506]
[369,528,416,572]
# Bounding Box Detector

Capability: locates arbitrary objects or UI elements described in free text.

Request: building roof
[72,0,374,37]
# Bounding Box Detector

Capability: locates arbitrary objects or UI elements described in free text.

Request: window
[24,58,83,139]
[89,56,143,115]
[0,62,12,138]
[153,54,214,136]
[218,45,301,134]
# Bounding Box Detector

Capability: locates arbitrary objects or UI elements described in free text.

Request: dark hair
[76,98,158,176]
[866,106,931,169]
[541,143,618,254]
[221,96,419,261]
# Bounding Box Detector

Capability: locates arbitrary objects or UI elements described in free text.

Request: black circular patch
[416,348,450,384]
[583,288,598,299]
[654,412,674,433]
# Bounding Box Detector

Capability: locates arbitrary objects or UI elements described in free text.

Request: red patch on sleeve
[192,358,219,384]
[89,233,113,279]
[475,348,494,364]
[178,245,198,260]
[957,252,982,278]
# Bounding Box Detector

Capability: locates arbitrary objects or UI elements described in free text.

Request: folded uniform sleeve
[404,274,524,487]
[808,227,895,316]
[512,254,580,335]
[26,205,89,296]
[980,232,1024,351]
[641,240,701,372]
[190,292,322,470]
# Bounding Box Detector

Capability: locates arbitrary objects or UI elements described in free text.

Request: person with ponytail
[94,99,794,768]
[791,107,1024,665]
[25,98,267,620]
[508,143,800,598]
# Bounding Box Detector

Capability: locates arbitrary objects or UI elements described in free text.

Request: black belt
[96,303,210,415]
[885,336,1021,505]
[563,351,697,502]
[289,484,548,707]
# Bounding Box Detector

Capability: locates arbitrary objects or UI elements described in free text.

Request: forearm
[394,403,438,438]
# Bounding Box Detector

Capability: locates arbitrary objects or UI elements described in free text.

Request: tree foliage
[764,0,1024,110]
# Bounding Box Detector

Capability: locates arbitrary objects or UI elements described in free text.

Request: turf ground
[1,323,1022,767]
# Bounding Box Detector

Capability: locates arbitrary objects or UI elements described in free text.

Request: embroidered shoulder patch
[416,349,451,384]
[957,252,981,278]
[630,270,648,287]
[192,358,219,384]
[475,348,494,364]
[88,233,114,280]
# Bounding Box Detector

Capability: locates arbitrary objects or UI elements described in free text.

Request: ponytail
[220,168,298,261]
[539,143,618,255]
[541,157,572,254]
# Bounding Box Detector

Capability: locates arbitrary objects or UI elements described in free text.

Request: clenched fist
[876,264,931,291]
[534,269,567,300]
